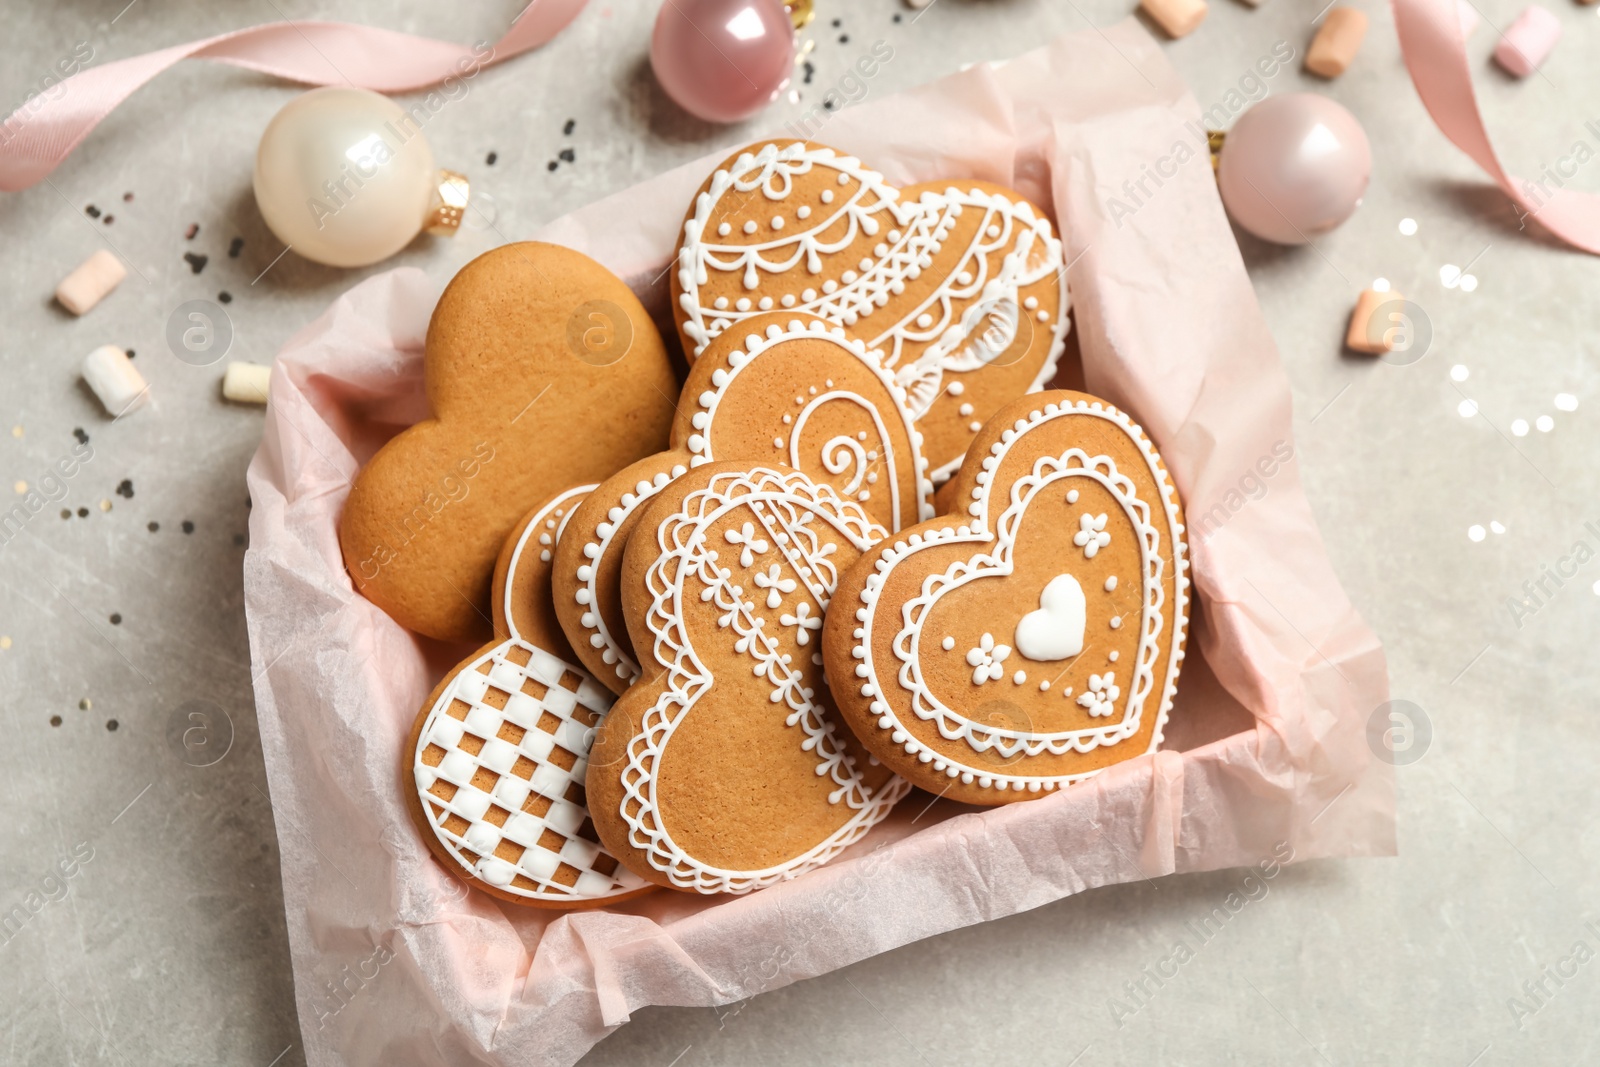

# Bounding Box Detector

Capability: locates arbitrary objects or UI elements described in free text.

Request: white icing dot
[1039,680,1050,691]
[1109,651,1119,662]
[798,205,812,219]
[714,296,729,310]
[987,224,1001,238]
[771,216,784,230]
[1555,392,1579,411]
[837,173,849,185]
[1012,670,1027,685]
[969,421,982,432]
[774,437,784,448]
[823,280,838,294]
[821,189,835,204]
[781,293,797,308]
[842,271,858,284]
[1104,575,1118,592]
[802,288,817,301]
[736,297,752,311]
[1066,489,1079,504]
[759,296,774,310]
[743,220,758,235]
[1109,616,1122,629]
[1468,524,1485,542]
[782,414,792,424]
[947,382,964,396]
[942,636,955,650]
[1023,296,1038,310]
[959,403,974,417]
[957,271,973,284]
[539,549,551,562]
[916,313,933,328]
[1450,364,1468,382]
[1037,310,1049,322]
[717,222,732,236]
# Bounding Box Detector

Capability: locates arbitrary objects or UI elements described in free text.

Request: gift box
[244,21,1393,1067]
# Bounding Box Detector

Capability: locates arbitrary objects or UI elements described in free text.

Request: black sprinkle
[85,204,101,218]
[839,34,849,43]
[117,479,134,498]
[125,349,135,359]
[182,520,195,534]
[50,715,62,727]
[803,60,815,84]
[109,613,122,625]
[60,509,71,520]
[73,427,88,444]
[147,521,159,532]
[218,291,233,304]
[486,151,498,165]
[106,719,118,731]
[831,17,841,27]
[103,214,114,225]
[183,252,208,274]
[123,192,134,202]
[558,147,575,164]
[893,12,902,21]
[228,237,244,258]
[824,98,837,112]
[547,161,558,172]
[77,506,88,518]
[563,118,575,135]
[185,222,199,240]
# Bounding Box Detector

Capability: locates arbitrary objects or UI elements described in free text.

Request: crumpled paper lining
[244,21,1394,1067]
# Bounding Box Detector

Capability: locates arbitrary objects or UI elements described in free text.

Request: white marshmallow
[82,345,149,416]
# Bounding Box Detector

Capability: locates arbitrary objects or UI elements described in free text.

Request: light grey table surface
[3,0,1598,1064]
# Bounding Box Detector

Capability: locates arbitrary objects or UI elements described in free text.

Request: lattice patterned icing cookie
[821,391,1190,804]
[404,486,652,907]
[552,313,933,695]
[671,140,1069,482]
[586,462,910,894]
[341,242,677,643]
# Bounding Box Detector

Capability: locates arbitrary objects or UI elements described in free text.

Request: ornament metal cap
[425,170,470,236]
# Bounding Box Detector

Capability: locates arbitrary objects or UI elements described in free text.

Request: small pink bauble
[1217,93,1371,246]
[651,0,795,123]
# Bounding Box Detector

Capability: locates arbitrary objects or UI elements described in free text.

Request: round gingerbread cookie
[340,241,678,644]
[821,390,1190,805]
[586,462,909,894]
[552,313,933,695]
[671,140,1070,482]
[404,486,652,907]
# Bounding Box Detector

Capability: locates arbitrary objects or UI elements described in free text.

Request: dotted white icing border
[411,487,647,903]
[619,466,910,894]
[850,398,1191,794]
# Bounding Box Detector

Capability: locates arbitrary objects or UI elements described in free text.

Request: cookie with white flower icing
[821,390,1190,805]
[586,462,909,894]
[404,486,653,907]
[551,313,933,695]
[672,140,1069,483]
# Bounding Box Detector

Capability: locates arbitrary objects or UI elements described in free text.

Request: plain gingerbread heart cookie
[551,313,933,695]
[341,242,678,643]
[404,486,653,908]
[671,140,1069,482]
[586,462,909,894]
[821,390,1190,804]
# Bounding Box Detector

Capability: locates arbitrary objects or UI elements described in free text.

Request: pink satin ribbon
[0,0,586,193]
[1394,0,1600,253]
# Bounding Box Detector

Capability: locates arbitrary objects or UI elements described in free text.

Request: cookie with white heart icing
[672,140,1069,483]
[404,486,653,907]
[821,390,1190,805]
[552,313,933,695]
[585,462,910,894]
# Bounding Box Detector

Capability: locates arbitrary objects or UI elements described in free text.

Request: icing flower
[1074,512,1111,559]
[754,563,797,608]
[965,633,1012,685]
[724,521,770,567]
[1076,671,1120,717]
[780,601,822,645]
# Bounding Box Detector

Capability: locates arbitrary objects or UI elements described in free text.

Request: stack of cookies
[338,141,1191,908]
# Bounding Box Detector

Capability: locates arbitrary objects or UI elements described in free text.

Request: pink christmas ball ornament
[1217,93,1372,246]
[651,0,796,123]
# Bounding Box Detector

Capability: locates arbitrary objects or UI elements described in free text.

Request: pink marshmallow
[1494,5,1560,77]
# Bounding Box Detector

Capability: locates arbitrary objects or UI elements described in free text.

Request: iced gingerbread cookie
[404,486,652,908]
[586,462,910,894]
[822,391,1190,804]
[552,314,933,694]
[341,242,677,643]
[671,140,1069,482]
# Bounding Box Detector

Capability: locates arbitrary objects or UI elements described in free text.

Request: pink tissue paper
[244,21,1394,1067]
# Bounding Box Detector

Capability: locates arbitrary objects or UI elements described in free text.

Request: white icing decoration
[849,398,1191,788]
[1077,672,1120,718]
[621,467,908,893]
[412,487,645,904]
[965,633,1011,685]
[1066,489,1079,504]
[1012,670,1027,685]
[1074,512,1111,558]
[941,636,955,650]
[1013,573,1086,661]
[1104,575,1117,592]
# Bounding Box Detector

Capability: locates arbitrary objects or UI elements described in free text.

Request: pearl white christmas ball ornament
[253,87,468,268]
[1216,93,1370,246]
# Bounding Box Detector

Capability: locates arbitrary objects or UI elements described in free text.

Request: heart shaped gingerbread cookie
[672,140,1069,482]
[341,242,678,643]
[586,462,909,894]
[822,390,1190,804]
[405,487,652,907]
[552,314,932,694]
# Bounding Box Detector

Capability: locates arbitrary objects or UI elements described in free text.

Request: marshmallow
[55,250,127,316]
[1494,6,1560,78]
[1140,0,1206,38]
[1346,289,1401,355]
[82,346,149,416]
[222,362,272,405]
[1306,8,1368,79]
